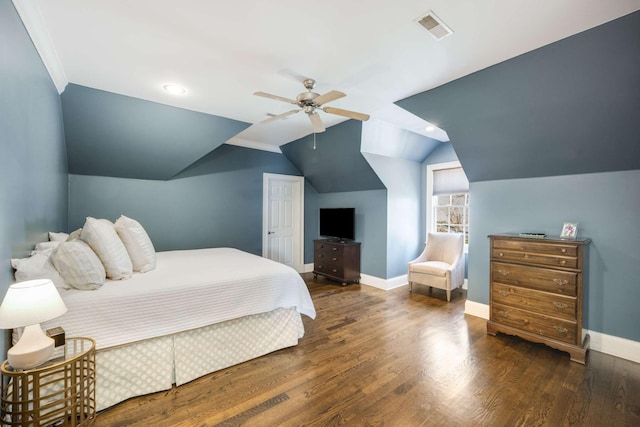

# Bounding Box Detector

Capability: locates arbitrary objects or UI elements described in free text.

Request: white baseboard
[464,301,640,364]
[587,330,640,364]
[303,263,314,273]
[464,300,490,319]
[360,274,407,290]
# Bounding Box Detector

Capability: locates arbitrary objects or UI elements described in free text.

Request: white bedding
[40,248,316,350]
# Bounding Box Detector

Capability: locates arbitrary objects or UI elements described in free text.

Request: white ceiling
[17,0,640,151]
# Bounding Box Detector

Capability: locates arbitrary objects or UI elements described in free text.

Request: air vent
[417,11,453,40]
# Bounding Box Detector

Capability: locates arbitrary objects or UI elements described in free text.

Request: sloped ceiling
[62,84,250,180]
[396,11,640,182]
[280,121,385,193]
[18,0,640,149]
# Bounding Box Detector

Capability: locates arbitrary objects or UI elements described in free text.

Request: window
[435,193,470,244]
[426,162,470,245]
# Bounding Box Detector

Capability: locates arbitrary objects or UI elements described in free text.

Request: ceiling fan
[254,79,370,133]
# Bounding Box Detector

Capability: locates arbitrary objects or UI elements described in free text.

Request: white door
[262,173,304,272]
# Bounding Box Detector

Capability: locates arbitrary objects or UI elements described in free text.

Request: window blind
[433,167,469,195]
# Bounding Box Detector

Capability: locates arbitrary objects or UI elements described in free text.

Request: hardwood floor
[96,274,640,426]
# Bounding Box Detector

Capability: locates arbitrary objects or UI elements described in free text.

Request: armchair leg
[446,290,451,302]
[409,281,412,292]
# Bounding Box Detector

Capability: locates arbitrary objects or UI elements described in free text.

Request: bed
[34,247,316,411]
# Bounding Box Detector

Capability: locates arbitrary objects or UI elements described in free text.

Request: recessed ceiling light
[426,125,436,132]
[163,83,186,95]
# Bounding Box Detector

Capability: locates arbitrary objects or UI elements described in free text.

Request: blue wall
[68,145,301,256]
[315,190,388,279]
[0,2,68,355]
[468,170,640,341]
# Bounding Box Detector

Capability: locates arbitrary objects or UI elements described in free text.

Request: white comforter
[41,248,316,350]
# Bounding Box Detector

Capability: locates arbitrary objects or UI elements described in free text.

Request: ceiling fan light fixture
[426,125,436,132]
[162,83,187,95]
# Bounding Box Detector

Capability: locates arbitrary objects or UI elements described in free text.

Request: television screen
[319,208,355,241]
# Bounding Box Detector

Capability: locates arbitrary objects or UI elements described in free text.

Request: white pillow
[49,241,105,290]
[11,253,69,290]
[67,228,82,241]
[48,231,69,242]
[114,215,156,273]
[31,240,61,256]
[81,217,132,280]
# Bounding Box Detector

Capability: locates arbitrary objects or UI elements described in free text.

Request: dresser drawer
[314,251,342,264]
[314,263,344,278]
[492,248,577,269]
[491,283,576,321]
[492,262,577,296]
[491,303,577,344]
[493,239,577,257]
[314,242,343,256]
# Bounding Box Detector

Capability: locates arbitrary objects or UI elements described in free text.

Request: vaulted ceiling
[16,0,640,151]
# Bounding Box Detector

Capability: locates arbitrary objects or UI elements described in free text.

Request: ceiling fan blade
[323,106,370,121]
[253,91,297,105]
[313,90,346,106]
[261,109,300,123]
[308,112,325,133]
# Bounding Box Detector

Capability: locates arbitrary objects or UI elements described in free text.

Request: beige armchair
[408,232,465,301]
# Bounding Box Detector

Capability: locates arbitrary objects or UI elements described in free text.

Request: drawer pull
[498,310,509,318]
[553,302,568,309]
[561,248,567,253]
[332,247,338,251]
[332,269,338,273]
[317,265,323,269]
[497,269,509,276]
[332,257,338,261]
[553,325,568,334]
[553,278,568,286]
[498,252,504,257]
[318,254,324,258]
[498,290,509,297]
[559,260,566,265]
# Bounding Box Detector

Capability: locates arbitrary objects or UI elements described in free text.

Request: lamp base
[7,324,55,369]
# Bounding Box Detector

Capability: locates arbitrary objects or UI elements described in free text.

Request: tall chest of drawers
[487,234,591,364]
[313,239,361,285]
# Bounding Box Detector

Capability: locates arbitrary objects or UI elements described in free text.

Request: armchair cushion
[409,261,450,277]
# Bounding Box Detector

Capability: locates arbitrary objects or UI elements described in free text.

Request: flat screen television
[319,208,355,241]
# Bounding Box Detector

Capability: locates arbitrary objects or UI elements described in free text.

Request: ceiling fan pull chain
[313,132,317,150]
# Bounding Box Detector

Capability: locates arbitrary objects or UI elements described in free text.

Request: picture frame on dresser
[560,222,578,239]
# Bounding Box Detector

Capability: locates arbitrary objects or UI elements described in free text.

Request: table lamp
[0,279,68,369]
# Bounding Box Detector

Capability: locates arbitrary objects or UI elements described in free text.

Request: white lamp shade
[0,279,67,329]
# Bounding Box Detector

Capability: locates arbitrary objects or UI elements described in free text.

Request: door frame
[262,173,305,272]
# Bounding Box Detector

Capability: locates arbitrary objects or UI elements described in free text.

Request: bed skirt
[96,307,304,411]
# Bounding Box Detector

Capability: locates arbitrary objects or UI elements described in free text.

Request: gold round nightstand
[1,337,96,426]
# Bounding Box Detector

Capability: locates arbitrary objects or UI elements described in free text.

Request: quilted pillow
[11,252,69,290]
[81,217,132,280]
[50,241,106,290]
[114,215,156,273]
